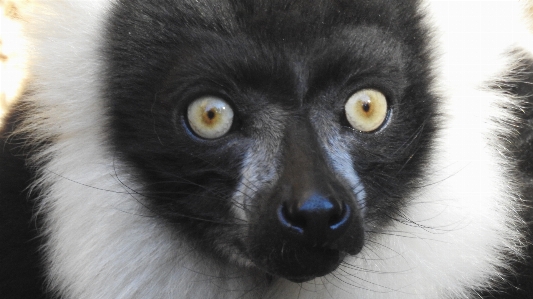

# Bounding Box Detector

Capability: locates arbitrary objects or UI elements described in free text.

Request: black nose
[278,192,351,247]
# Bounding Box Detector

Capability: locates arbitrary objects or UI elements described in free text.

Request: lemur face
[106,0,437,281]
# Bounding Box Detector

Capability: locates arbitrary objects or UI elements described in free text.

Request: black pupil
[362,102,371,113]
[207,110,216,119]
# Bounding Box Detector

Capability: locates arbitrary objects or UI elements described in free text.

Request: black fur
[0,108,50,299]
[105,0,438,280]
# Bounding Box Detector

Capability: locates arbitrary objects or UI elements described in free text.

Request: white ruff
[20,0,533,298]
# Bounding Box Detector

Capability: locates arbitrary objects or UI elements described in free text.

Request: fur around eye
[344,89,388,132]
[187,96,234,139]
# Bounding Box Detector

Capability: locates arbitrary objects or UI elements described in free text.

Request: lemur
[2,1,533,298]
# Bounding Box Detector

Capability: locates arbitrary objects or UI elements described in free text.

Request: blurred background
[0,0,29,125]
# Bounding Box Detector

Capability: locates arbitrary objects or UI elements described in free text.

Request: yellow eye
[187,96,234,139]
[345,89,388,132]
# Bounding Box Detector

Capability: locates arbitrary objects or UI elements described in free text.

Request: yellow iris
[345,89,388,132]
[187,96,234,139]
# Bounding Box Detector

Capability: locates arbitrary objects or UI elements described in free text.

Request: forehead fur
[111,0,423,38]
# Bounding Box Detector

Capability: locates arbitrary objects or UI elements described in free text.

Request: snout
[246,185,365,282]
[245,122,365,282]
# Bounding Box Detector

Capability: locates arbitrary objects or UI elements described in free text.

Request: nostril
[329,203,350,230]
[278,204,305,234]
[283,203,306,227]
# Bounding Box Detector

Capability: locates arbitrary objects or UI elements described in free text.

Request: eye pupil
[362,102,371,113]
[207,110,216,120]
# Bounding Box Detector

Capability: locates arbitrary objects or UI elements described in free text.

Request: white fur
[19,0,533,298]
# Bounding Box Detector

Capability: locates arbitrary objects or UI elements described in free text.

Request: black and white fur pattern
[2,1,533,298]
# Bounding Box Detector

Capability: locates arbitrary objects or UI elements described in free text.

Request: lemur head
[106,0,436,282]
